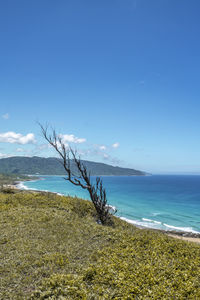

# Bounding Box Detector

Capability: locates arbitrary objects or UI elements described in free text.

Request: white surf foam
[17,181,65,196]
[16,182,29,190]
[142,218,162,225]
[120,216,200,234]
[106,205,117,213]
[163,223,200,234]
[120,217,161,229]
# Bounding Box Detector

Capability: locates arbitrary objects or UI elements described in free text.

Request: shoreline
[121,218,200,242]
[7,179,200,243]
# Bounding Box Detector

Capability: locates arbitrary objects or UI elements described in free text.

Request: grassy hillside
[1,190,200,299]
[0,156,146,176]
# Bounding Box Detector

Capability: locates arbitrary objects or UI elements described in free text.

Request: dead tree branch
[39,124,113,225]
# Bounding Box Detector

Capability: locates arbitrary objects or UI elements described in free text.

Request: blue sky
[0,0,200,174]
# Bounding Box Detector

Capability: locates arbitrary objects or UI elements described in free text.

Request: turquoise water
[21,175,200,233]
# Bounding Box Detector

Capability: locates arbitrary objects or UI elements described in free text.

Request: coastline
[167,233,200,244]
[6,178,200,244]
[15,179,65,196]
[120,216,200,242]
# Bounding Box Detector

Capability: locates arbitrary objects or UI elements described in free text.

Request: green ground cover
[0,190,200,299]
[0,173,33,188]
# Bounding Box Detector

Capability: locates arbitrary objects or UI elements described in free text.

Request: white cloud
[36,144,51,150]
[2,113,9,120]
[75,146,122,165]
[16,148,24,152]
[60,134,86,144]
[0,152,11,158]
[112,142,120,148]
[99,145,106,150]
[0,132,36,144]
[14,144,51,157]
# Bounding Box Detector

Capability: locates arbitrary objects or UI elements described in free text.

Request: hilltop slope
[0,190,200,299]
[0,156,146,176]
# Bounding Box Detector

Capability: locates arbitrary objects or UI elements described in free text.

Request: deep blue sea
[20,175,200,234]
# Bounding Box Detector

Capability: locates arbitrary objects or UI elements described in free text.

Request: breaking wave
[120,216,200,234]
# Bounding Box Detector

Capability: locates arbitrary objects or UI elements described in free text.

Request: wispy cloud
[14,144,50,157]
[99,145,106,150]
[2,113,9,120]
[138,80,145,85]
[79,145,122,166]
[36,144,51,151]
[16,148,24,152]
[118,0,137,10]
[0,132,36,144]
[112,142,120,149]
[0,152,11,158]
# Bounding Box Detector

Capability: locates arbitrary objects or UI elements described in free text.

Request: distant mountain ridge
[0,156,147,176]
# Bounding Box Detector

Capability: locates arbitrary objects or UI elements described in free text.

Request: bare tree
[40,124,113,225]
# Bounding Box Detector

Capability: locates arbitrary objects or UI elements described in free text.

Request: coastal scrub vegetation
[0,173,33,190]
[0,189,200,299]
[40,124,113,225]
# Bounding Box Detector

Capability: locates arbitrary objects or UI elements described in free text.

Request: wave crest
[120,217,200,234]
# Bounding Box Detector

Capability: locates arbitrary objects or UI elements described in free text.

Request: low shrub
[0,190,200,299]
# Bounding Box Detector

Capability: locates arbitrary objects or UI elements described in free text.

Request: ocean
[20,175,200,234]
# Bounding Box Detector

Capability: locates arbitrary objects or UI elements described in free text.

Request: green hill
[0,190,200,299]
[0,156,147,176]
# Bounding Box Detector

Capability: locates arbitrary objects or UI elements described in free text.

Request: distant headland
[0,156,147,176]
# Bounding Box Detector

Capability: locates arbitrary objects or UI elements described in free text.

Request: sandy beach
[167,233,200,244]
